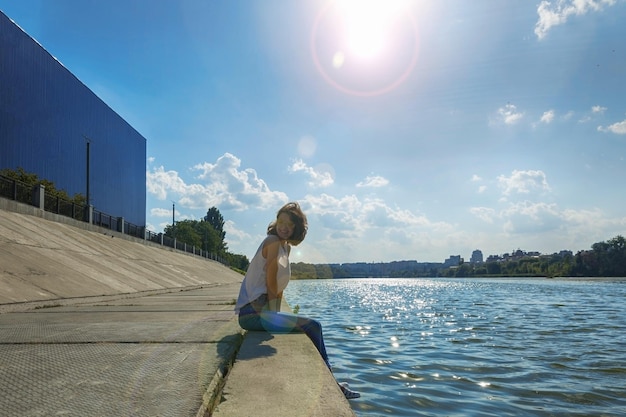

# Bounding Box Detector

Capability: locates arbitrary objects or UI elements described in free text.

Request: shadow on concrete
[215,331,246,363]
[235,331,277,360]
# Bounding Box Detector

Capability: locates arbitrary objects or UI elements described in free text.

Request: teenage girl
[235,202,360,399]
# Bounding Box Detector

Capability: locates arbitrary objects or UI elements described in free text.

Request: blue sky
[3,0,625,264]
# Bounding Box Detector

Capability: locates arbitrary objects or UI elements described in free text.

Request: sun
[310,0,419,96]
[336,0,409,59]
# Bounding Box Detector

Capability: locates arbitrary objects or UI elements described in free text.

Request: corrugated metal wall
[0,10,146,226]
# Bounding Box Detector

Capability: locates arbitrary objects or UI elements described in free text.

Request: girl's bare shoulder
[263,234,280,245]
[261,234,281,256]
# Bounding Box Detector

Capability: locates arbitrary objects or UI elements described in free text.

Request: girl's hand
[267,298,281,311]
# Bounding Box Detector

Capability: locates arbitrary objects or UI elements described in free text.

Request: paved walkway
[0,284,243,416]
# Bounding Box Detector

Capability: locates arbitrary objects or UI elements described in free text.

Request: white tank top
[235,235,291,313]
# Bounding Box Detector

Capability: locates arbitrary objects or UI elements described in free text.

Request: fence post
[118,217,125,234]
[32,184,45,209]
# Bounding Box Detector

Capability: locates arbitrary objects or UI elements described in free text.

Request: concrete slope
[0,206,243,306]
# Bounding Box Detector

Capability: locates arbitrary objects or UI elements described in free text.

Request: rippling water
[284,278,626,417]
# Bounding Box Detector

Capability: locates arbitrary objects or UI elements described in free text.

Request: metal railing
[0,174,229,266]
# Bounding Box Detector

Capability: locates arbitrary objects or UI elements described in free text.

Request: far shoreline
[291,276,626,281]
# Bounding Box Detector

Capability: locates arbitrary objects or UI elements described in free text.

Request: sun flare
[336,0,410,59]
[311,0,419,96]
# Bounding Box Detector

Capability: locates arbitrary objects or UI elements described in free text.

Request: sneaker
[339,382,361,399]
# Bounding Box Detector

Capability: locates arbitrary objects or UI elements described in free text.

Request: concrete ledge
[211,331,356,417]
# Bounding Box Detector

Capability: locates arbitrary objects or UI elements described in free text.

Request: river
[284,278,626,416]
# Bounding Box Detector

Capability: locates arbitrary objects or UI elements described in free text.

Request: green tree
[291,262,318,279]
[204,207,226,242]
[225,253,249,273]
[486,262,501,276]
[203,207,228,254]
[164,219,225,253]
[314,264,334,279]
[454,263,473,277]
[604,235,626,276]
[164,220,202,248]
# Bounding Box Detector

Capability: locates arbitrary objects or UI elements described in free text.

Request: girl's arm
[263,237,281,311]
[276,290,284,311]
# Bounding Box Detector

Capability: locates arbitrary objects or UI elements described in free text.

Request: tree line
[291,235,626,279]
[163,207,249,272]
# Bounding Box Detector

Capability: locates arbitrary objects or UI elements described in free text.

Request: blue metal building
[0,10,146,226]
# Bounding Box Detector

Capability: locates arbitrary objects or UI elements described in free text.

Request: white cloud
[299,193,457,262]
[223,219,251,241]
[580,105,609,123]
[356,175,389,188]
[468,202,626,257]
[540,109,555,124]
[470,207,496,223]
[471,175,487,193]
[303,194,364,237]
[150,207,172,217]
[288,159,334,188]
[493,104,524,125]
[147,152,288,211]
[222,219,254,251]
[535,0,617,39]
[497,169,551,196]
[146,166,189,200]
[501,201,562,234]
[302,193,441,237]
[598,119,626,134]
[592,105,607,114]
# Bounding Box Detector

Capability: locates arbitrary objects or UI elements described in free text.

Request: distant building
[0,10,146,226]
[443,255,462,268]
[470,249,483,264]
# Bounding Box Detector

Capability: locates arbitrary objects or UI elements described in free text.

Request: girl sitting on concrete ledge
[235,202,360,400]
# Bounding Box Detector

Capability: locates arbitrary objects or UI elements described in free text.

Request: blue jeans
[238,301,331,369]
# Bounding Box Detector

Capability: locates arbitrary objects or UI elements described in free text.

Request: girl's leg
[240,309,361,399]
[238,302,265,330]
[238,312,264,331]
[260,310,331,368]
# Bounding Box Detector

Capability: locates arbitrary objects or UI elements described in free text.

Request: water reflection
[285,278,626,416]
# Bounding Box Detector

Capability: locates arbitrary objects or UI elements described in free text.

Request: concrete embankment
[0,198,242,309]
[0,201,355,416]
